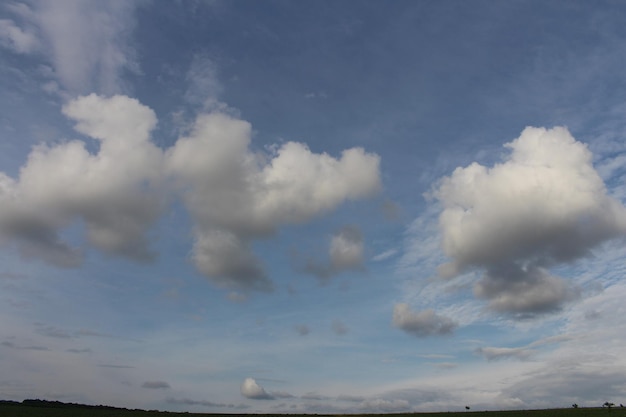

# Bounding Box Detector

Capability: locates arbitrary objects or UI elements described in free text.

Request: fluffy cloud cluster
[0,94,381,291]
[434,127,626,315]
[392,303,457,337]
[0,94,161,266]
[240,378,273,400]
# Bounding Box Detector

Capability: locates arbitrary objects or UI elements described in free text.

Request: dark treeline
[0,399,147,411]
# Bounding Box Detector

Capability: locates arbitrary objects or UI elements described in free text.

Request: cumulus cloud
[392,303,457,337]
[0,94,162,266]
[434,126,626,315]
[241,377,274,400]
[167,114,380,291]
[142,381,170,389]
[304,226,366,281]
[0,93,380,291]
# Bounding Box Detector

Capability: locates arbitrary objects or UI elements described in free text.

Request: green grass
[2,403,626,417]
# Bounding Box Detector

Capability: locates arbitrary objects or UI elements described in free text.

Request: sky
[2,0,626,413]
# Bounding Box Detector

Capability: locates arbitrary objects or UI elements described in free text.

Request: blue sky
[2,0,626,413]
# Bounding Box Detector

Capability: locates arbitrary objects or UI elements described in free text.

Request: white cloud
[0,92,381,291]
[433,126,626,315]
[0,18,39,53]
[167,113,380,291]
[392,303,457,337]
[241,378,274,400]
[0,94,162,265]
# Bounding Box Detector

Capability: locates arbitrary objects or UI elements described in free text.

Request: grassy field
[2,402,626,417]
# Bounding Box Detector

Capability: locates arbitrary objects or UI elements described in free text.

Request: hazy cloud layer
[434,127,626,315]
[167,397,247,409]
[475,347,535,361]
[142,381,170,389]
[0,94,381,292]
[332,320,348,335]
[4,1,141,94]
[294,324,310,336]
[392,304,457,337]
[241,378,274,400]
[0,18,39,53]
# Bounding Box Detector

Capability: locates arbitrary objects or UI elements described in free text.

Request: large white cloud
[166,113,380,291]
[0,94,381,291]
[0,94,162,265]
[433,126,626,315]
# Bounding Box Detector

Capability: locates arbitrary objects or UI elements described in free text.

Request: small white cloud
[393,303,457,337]
[241,377,274,400]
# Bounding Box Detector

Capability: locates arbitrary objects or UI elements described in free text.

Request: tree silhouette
[572,404,578,408]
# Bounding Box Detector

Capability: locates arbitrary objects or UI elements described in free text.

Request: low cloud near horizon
[240,377,274,400]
